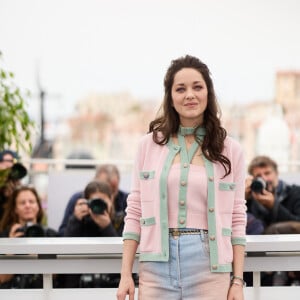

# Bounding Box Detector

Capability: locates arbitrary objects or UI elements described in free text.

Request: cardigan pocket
[139,170,155,180]
[219,182,236,191]
[217,182,236,213]
[221,227,233,264]
[222,227,232,236]
[140,217,156,226]
[139,170,156,202]
[140,216,156,252]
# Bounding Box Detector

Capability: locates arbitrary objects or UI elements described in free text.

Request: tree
[0,52,34,153]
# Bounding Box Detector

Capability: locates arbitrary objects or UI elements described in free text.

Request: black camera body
[250,177,267,194]
[16,222,45,237]
[88,198,108,215]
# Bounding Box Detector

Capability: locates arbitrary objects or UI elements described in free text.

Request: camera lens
[88,198,107,214]
[25,223,45,237]
[250,177,266,194]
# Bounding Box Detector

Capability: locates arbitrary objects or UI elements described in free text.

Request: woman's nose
[185,89,195,99]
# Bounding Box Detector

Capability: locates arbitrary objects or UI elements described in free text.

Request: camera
[88,198,108,214]
[0,163,27,188]
[250,177,267,194]
[9,163,27,180]
[16,222,45,237]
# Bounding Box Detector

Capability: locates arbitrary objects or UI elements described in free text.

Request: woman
[117,55,246,300]
[0,185,58,288]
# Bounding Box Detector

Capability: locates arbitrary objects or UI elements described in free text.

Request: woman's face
[15,190,40,224]
[171,67,208,127]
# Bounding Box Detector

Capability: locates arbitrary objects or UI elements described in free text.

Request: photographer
[0,186,58,288]
[59,164,128,236]
[64,180,118,237]
[246,156,300,231]
[60,180,120,289]
[246,156,300,286]
[0,160,27,221]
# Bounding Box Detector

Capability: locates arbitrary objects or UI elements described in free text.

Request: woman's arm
[227,244,245,300]
[117,239,139,300]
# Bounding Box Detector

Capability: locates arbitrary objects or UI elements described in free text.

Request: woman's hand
[9,223,24,237]
[227,283,244,300]
[116,275,135,300]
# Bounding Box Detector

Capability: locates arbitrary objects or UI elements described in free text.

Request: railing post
[43,273,52,300]
[253,271,261,287]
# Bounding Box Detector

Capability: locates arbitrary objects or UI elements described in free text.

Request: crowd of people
[0,150,129,289]
[1,147,299,291]
[1,56,300,297]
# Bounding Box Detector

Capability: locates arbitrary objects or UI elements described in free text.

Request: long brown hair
[0,185,44,232]
[149,55,231,177]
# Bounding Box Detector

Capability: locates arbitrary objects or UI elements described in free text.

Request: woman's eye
[176,87,185,92]
[194,85,202,90]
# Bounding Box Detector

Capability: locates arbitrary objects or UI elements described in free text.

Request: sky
[1,0,300,122]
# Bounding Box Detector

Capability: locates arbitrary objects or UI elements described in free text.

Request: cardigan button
[208,176,214,182]
[181,181,187,186]
[209,235,216,241]
[209,207,214,213]
[229,184,235,190]
[212,265,218,270]
[180,219,185,224]
[180,200,185,206]
[143,172,150,179]
[183,163,188,168]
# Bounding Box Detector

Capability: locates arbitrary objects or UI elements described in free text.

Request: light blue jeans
[138,231,230,299]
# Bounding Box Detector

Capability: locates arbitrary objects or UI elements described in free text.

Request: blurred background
[1,0,300,226]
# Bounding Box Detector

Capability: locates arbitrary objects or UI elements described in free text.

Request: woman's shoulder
[138,131,165,147]
[224,135,243,153]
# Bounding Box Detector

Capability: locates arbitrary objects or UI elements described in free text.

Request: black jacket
[64,215,118,237]
[247,181,300,227]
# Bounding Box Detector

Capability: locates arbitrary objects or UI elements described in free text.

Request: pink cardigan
[123,133,246,273]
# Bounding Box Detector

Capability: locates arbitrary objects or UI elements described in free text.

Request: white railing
[1,235,300,300]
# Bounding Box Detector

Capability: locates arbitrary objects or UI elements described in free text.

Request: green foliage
[0,53,34,153]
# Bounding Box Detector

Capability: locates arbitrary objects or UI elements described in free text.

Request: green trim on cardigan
[123,232,140,243]
[203,156,220,272]
[177,134,199,228]
[140,217,156,226]
[158,140,181,261]
[232,237,247,246]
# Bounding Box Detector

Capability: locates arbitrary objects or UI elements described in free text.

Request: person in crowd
[0,160,27,221]
[0,185,58,289]
[61,180,119,288]
[246,155,300,233]
[58,164,128,236]
[117,55,247,300]
[64,180,118,237]
[246,155,300,286]
[0,149,19,169]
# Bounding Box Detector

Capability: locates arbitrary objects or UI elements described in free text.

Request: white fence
[1,235,300,300]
